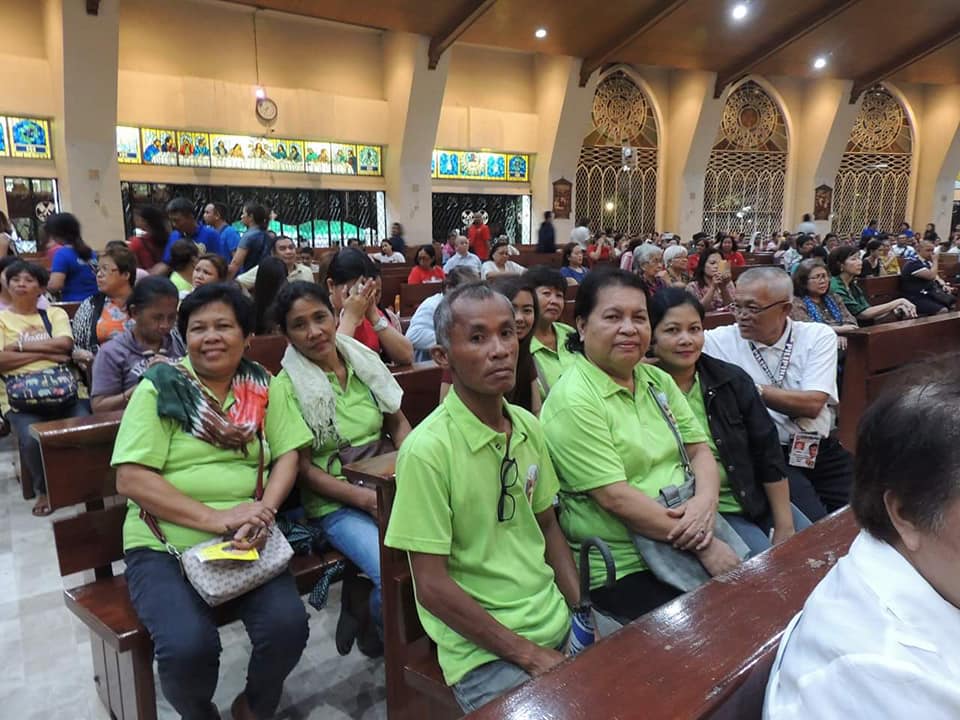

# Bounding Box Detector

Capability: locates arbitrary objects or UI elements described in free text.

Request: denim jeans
[7,399,90,494]
[311,507,382,634]
[722,504,812,556]
[125,548,309,720]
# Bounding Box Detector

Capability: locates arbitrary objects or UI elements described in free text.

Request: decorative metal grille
[832,86,912,235]
[431,193,527,244]
[577,71,658,235]
[702,81,787,236]
[120,182,384,247]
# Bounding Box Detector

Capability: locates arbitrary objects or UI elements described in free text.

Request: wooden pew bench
[839,311,960,452]
[399,282,443,316]
[33,413,346,720]
[861,275,901,306]
[344,453,459,720]
[467,509,860,720]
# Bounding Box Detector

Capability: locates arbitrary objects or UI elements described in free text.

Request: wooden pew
[245,334,287,375]
[467,509,860,720]
[861,275,901,305]
[399,283,443,316]
[344,453,459,720]
[839,311,960,453]
[704,310,735,329]
[393,361,443,427]
[33,414,347,720]
[743,253,775,266]
[937,252,959,282]
[516,248,562,269]
[381,266,412,311]
[51,300,81,319]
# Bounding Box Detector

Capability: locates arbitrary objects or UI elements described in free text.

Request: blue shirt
[405,292,443,362]
[51,246,98,302]
[162,224,223,263]
[238,228,268,272]
[218,225,241,257]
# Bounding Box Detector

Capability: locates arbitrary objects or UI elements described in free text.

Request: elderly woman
[407,244,445,285]
[659,245,689,287]
[632,243,667,303]
[481,238,525,280]
[90,276,183,413]
[649,288,809,554]
[71,245,137,373]
[542,270,745,623]
[0,261,90,515]
[828,246,916,324]
[559,242,589,285]
[764,375,960,718]
[686,247,735,311]
[114,283,313,720]
[791,259,858,349]
[371,239,406,264]
[272,281,411,653]
[326,248,414,364]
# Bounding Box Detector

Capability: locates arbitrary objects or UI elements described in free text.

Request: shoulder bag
[630,383,750,592]
[4,309,79,412]
[140,432,295,607]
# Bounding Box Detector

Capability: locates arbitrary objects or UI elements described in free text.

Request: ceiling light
[534,27,547,39]
[731,3,748,20]
[255,86,266,100]
[604,201,615,212]
[813,56,827,70]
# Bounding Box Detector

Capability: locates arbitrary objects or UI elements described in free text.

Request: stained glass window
[116,126,140,164]
[433,148,531,182]
[330,143,358,175]
[176,131,212,168]
[141,128,178,166]
[0,117,8,158]
[358,145,381,176]
[9,118,51,159]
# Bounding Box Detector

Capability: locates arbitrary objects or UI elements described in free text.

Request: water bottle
[565,606,596,657]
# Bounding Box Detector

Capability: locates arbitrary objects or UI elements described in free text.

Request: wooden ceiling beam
[578,0,689,87]
[713,0,861,99]
[849,19,960,103]
[428,0,498,69]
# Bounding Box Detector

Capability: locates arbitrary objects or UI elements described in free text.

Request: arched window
[832,86,912,236]
[702,80,788,237]
[576,71,658,234]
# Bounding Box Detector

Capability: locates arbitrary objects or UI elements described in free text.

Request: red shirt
[725,251,746,267]
[468,224,491,261]
[587,243,612,265]
[352,315,381,354]
[128,234,165,270]
[688,253,700,274]
[407,265,445,285]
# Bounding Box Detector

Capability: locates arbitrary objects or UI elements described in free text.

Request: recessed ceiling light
[731,3,748,20]
[534,27,547,39]
[813,56,827,70]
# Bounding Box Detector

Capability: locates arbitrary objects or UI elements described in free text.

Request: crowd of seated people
[13,202,960,718]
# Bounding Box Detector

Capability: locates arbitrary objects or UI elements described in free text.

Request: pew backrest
[861,275,900,306]
[246,334,288,375]
[399,283,442,316]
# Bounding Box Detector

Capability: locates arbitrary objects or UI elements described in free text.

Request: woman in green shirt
[827,246,916,324]
[114,283,313,720]
[273,281,411,654]
[542,269,743,623]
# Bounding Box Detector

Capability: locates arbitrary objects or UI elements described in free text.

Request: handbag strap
[37,308,53,337]
[140,429,265,556]
[646,383,694,482]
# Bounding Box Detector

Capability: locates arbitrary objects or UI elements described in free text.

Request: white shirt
[443,252,482,274]
[796,221,817,235]
[235,262,314,291]
[405,292,444,362]
[704,319,837,443]
[372,252,406,264]
[764,531,960,720]
[570,225,590,249]
[480,260,525,279]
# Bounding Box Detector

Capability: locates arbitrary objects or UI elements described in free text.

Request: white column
[44,0,124,246]
[382,32,449,245]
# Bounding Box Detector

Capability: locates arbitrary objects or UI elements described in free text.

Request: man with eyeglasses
[704,266,852,523]
[385,283,579,713]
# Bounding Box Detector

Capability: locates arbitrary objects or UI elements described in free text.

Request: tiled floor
[0,437,386,719]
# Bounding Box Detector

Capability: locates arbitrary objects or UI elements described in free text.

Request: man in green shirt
[384,283,579,713]
[526,265,577,396]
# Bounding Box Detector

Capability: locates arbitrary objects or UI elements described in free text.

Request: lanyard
[749,329,794,387]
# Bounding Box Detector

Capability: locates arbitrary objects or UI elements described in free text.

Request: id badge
[788,432,821,469]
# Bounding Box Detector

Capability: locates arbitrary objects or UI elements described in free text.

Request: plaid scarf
[144,358,270,454]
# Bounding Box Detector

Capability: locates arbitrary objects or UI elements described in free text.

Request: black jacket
[537,221,555,253]
[696,353,788,520]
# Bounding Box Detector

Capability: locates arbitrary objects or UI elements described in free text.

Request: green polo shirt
[113,358,313,554]
[830,276,870,317]
[384,388,570,686]
[541,355,707,589]
[272,364,384,519]
[683,374,741,515]
[530,322,577,397]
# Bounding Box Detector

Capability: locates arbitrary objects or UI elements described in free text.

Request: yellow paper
[197,541,260,563]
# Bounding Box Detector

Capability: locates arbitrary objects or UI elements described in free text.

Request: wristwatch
[372,316,390,333]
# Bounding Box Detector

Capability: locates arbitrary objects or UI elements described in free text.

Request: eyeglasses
[95,266,119,276]
[730,300,788,318]
[497,454,519,522]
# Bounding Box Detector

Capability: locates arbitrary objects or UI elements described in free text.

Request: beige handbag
[140,433,294,606]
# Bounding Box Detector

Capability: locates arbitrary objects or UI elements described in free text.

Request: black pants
[782,436,853,522]
[590,571,683,624]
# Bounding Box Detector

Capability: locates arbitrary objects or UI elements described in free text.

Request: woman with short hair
[114,283,313,720]
[559,242,589,285]
[764,374,960,719]
[480,239,524,280]
[192,253,229,290]
[542,269,743,623]
[407,244,445,285]
[790,259,858,349]
[659,245,689,288]
[632,244,667,303]
[71,245,138,372]
[169,239,199,297]
[273,281,411,653]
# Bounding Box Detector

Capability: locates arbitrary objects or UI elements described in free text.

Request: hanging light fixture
[252,10,278,122]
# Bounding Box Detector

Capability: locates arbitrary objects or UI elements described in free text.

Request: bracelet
[372,316,390,333]
[17,339,22,353]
